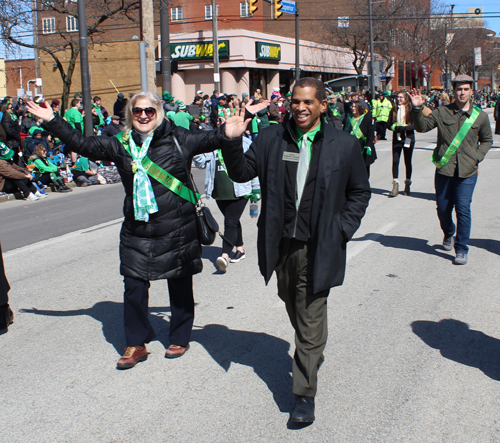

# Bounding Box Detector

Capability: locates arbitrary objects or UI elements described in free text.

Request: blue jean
[434,171,478,253]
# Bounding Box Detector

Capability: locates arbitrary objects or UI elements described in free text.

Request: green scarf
[124,133,159,222]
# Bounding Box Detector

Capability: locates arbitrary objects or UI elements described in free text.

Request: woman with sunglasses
[27,92,267,369]
[1,102,22,164]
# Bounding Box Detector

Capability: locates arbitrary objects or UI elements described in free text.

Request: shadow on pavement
[191,324,294,413]
[19,306,294,412]
[351,234,452,260]
[19,302,172,354]
[370,187,435,201]
[411,319,500,381]
[468,238,500,256]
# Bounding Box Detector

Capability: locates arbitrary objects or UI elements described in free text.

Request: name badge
[283,151,301,162]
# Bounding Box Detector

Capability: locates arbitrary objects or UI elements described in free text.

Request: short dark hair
[70,98,79,107]
[292,77,327,103]
[93,96,101,102]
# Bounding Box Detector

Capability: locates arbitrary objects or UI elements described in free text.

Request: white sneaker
[26,193,39,201]
[35,191,48,199]
[216,256,228,273]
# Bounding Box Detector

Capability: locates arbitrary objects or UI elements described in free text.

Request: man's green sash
[116,132,199,204]
[431,106,481,169]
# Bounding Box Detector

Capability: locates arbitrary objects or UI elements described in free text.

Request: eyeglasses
[132,107,156,118]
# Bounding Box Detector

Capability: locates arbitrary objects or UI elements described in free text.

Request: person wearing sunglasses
[26,91,269,369]
[1,102,22,165]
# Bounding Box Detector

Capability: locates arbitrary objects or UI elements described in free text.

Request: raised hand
[408,88,425,108]
[246,99,270,115]
[25,101,55,122]
[224,115,252,140]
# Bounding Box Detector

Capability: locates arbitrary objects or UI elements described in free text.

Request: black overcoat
[45,115,239,281]
[221,120,371,295]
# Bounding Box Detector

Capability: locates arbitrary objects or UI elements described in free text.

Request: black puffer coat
[45,115,239,281]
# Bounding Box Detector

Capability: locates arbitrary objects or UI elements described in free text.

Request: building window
[398,61,404,87]
[66,15,78,32]
[205,4,212,19]
[240,1,251,17]
[42,17,56,34]
[171,7,183,22]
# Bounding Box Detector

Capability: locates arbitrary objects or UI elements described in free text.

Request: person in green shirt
[28,144,72,192]
[172,102,193,130]
[64,99,84,134]
[72,156,99,187]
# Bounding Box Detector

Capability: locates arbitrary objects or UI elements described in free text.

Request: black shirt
[282,121,323,241]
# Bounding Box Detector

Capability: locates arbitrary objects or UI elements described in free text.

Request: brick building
[36,0,371,109]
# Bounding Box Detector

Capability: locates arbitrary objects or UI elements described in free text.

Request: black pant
[392,142,414,180]
[2,178,36,198]
[216,198,248,255]
[123,275,194,347]
[376,121,388,139]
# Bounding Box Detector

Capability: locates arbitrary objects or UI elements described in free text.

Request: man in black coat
[0,241,14,333]
[223,77,371,424]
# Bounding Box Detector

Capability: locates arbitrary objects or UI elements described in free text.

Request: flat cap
[451,74,474,84]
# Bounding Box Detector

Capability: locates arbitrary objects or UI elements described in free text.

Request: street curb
[0,180,77,204]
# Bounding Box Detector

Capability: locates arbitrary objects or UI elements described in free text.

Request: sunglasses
[132,107,156,118]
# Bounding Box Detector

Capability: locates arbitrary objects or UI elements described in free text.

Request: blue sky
[450,1,500,35]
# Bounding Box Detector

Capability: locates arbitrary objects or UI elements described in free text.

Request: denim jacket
[193,137,260,198]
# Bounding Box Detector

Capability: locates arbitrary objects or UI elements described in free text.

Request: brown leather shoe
[165,344,190,359]
[116,345,148,369]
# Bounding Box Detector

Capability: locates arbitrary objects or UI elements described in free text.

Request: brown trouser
[276,238,329,397]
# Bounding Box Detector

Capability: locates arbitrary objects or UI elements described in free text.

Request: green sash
[346,115,366,142]
[117,132,199,204]
[431,106,481,169]
[329,104,341,118]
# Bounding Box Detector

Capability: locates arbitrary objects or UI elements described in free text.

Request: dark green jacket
[411,102,492,178]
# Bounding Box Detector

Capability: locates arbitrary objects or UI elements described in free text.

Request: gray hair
[123,91,165,135]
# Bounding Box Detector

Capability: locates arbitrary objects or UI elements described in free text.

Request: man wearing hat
[172,102,193,130]
[0,142,45,201]
[113,92,127,121]
[325,94,345,130]
[409,75,492,265]
[100,115,122,137]
[162,91,179,113]
[374,91,392,140]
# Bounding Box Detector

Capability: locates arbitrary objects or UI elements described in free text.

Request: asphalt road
[1,113,500,442]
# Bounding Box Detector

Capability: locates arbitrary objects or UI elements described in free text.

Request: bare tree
[0,0,139,111]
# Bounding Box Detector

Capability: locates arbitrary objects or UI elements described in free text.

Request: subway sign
[170,40,230,61]
[256,42,281,61]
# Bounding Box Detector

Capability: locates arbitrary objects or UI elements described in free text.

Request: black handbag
[172,135,220,246]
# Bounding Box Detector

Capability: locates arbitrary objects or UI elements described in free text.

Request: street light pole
[78,0,93,136]
[369,0,375,100]
[160,0,171,93]
[212,0,220,91]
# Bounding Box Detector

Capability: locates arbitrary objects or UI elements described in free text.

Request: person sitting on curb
[28,144,72,193]
[72,156,101,187]
[0,142,46,200]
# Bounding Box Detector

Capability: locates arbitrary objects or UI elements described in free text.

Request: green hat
[178,102,186,110]
[162,91,174,102]
[383,90,390,97]
[286,92,292,97]
[0,142,14,160]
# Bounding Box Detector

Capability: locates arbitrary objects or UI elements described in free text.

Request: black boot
[404,180,411,196]
[0,303,14,331]
[291,395,315,424]
[55,179,72,193]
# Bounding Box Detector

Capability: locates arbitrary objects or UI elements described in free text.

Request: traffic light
[249,0,258,15]
[474,8,482,15]
[273,0,283,19]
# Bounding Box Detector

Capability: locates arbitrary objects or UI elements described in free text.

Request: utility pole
[444,22,449,91]
[77,0,93,136]
[160,0,171,93]
[449,4,455,82]
[212,0,220,91]
[295,2,299,81]
[369,0,375,100]
[141,0,156,92]
[31,0,41,95]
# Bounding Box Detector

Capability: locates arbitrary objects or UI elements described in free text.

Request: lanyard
[431,106,481,169]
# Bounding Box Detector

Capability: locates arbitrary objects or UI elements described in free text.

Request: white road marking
[347,222,397,261]
[5,218,123,258]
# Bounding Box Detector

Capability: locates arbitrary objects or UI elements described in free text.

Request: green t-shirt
[172,111,193,130]
[74,156,90,172]
[64,107,84,133]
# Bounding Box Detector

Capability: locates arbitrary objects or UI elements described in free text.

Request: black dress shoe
[291,395,315,423]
